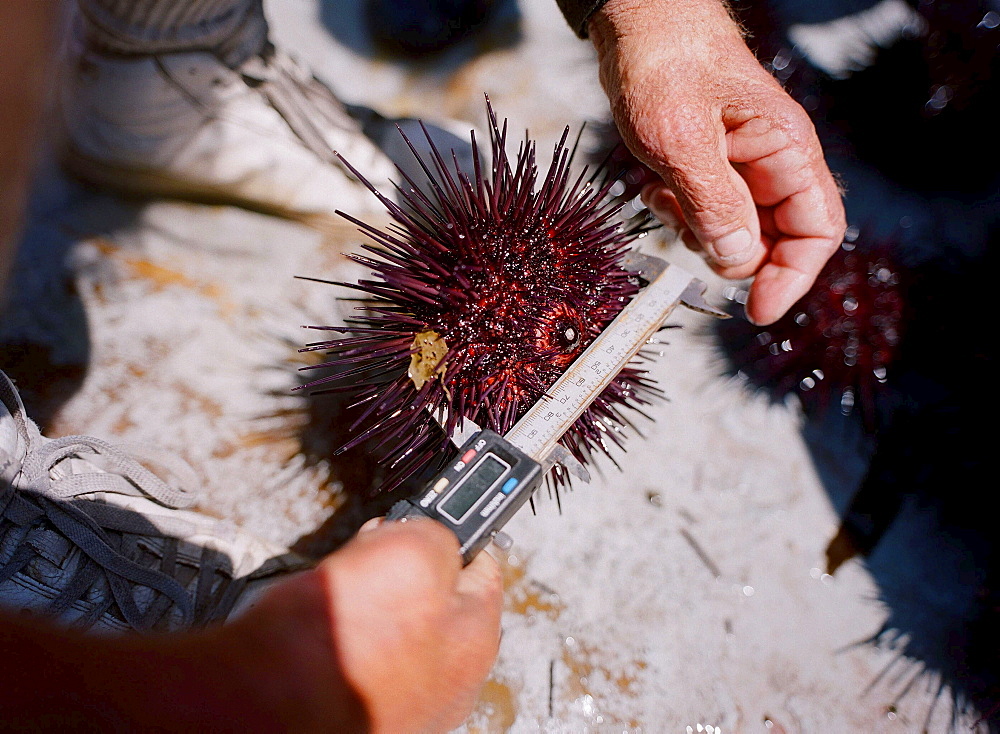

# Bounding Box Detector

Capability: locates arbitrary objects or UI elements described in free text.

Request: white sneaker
[58,39,399,233]
[0,370,308,633]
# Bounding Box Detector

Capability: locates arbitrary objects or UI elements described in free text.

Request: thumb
[635,109,764,274]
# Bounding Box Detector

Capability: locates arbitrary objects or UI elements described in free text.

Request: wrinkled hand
[250,517,503,733]
[589,0,846,325]
[322,518,503,732]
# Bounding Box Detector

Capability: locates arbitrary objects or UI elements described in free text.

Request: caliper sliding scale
[387,251,729,564]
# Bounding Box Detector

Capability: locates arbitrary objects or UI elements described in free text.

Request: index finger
[748,187,844,325]
[456,544,502,601]
[726,109,845,324]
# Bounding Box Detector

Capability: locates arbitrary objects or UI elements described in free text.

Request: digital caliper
[387,251,728,564]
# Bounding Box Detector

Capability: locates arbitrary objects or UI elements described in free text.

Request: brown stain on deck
[502,556,565,621]
[466,678,518,733]
[89,237,236,317]
[558,637,647,727]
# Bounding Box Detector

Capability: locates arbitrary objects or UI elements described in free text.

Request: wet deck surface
[6,1,989,731]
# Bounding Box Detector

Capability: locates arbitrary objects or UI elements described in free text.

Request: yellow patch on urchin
[409,330,449,392]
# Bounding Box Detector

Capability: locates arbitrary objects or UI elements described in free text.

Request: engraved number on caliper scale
[505,262,695,460]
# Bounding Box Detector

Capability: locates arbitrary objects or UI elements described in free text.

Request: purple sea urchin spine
[586,120,659,204]
[298,99,663,493]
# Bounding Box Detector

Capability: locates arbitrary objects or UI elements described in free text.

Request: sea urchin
[713,230,908,431]
[298,100,663,493]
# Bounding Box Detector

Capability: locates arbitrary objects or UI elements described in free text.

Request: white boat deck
[8,1,980,731]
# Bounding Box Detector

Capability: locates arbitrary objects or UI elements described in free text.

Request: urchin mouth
[554,321,582,351]
[536,303,587,356]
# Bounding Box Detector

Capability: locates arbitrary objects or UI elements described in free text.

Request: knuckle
[776,96,815,132]
[773,100,826,159]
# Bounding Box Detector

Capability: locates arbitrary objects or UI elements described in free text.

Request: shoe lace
[238,45,366,169]
[1,427,239,632]
[152,44,374,182]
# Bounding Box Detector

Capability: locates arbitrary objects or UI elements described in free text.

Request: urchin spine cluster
[715,230,907,430]
[298,100,663,492]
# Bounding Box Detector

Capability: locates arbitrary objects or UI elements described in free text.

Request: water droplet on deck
[925,85,952,112]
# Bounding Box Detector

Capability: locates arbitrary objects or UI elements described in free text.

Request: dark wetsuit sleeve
[555,0,610,38]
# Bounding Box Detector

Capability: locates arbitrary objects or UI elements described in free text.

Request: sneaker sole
[61,147,392,236]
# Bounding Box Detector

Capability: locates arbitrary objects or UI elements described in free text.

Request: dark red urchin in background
[586,120,659,203]
[713,230,909,432]
[298,100,663,493]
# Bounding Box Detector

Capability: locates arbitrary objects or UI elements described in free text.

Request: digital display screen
[440,455,508,522]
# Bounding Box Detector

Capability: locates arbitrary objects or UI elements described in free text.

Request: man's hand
[588,0,846,325]
[240,517,503,733]
[318,518,503,732]
[1,519,502,733]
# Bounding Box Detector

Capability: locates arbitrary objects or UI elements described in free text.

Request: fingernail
[359,517,384,534]
[642,188,680,230]
[710,228,754,265]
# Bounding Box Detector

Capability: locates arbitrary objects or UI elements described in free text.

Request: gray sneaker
[0,370,307,633]
[59,36,399,233]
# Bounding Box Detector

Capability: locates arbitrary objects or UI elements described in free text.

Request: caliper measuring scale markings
[388,251,728,564]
